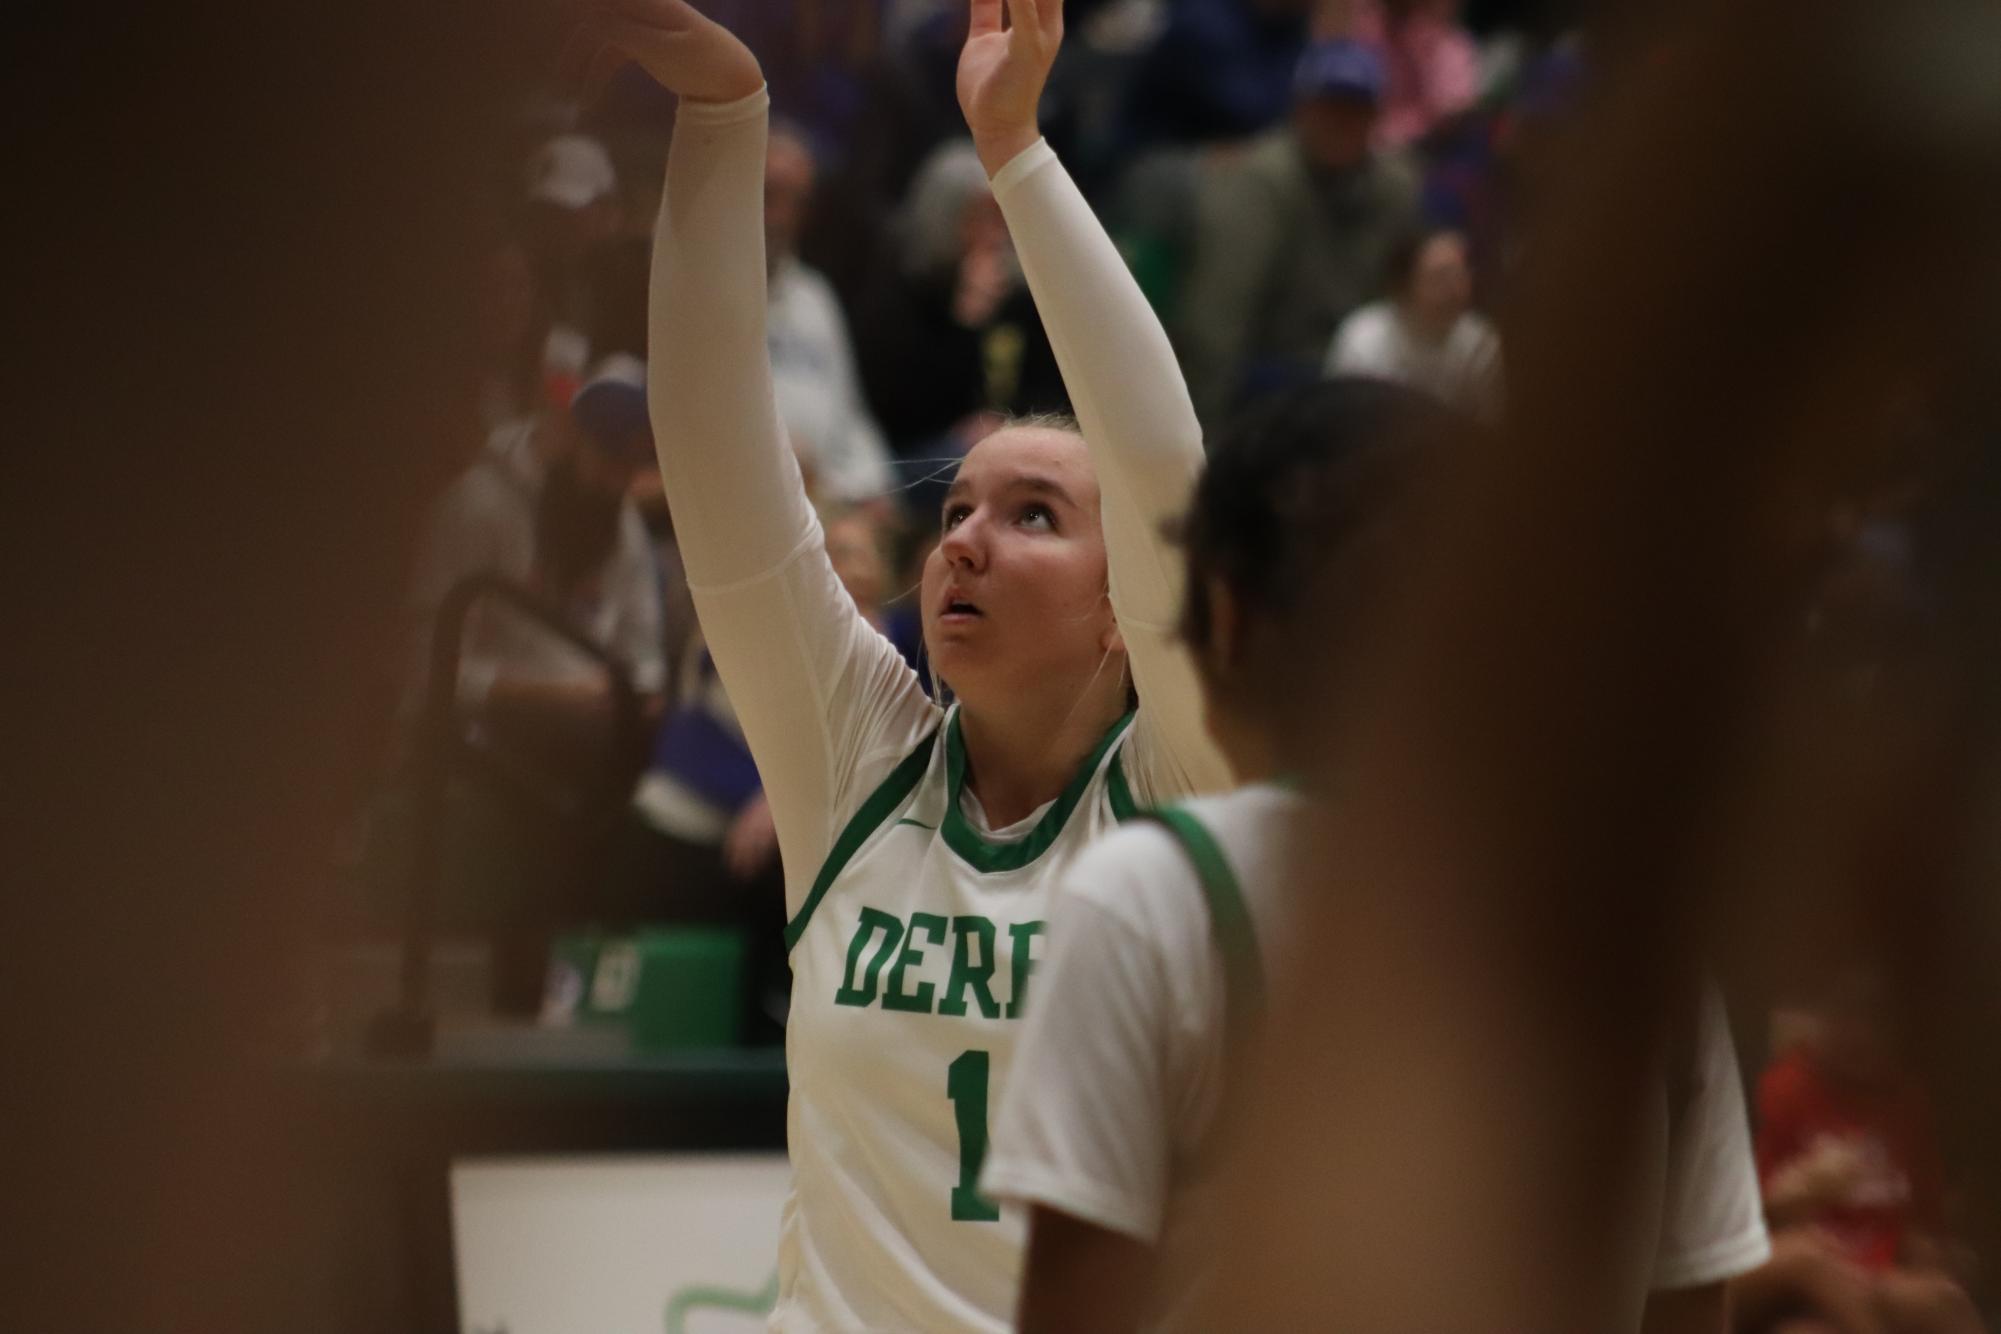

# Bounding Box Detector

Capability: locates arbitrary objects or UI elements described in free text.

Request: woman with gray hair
[854,137,1068,455]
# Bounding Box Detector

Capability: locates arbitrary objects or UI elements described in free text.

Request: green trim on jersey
[941,709,1137,874]
[1106,753,1138,822]
[1145,806,1267,1034]
[784,727,941,952]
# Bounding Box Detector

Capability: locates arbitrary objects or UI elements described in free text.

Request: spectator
[1176,39,1421,433]
[1730,969,1985,1334]
[765,122,897,508]
[617,622,785,1036]
[1118,0,1315,152]
[1353,0,1481,150]
[522,133,625,401]
[853,139,1068,454]
[1325,223,1500,419]
[406,354,667,740]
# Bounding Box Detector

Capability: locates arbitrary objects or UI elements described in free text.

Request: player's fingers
[1007,0,1058,54]
[968,0,1003,39]
[1035,0,1064,44]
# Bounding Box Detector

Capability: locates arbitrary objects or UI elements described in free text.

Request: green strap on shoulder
[1144,806,1266,1035]
[784,727,940,952]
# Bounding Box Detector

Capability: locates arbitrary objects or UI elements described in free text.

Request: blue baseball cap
[1294,39,1387,105]
[568,353,652,461]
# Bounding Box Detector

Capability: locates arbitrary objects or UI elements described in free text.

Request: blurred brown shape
[1193,0,2001,1327]
[0,0,575,1329]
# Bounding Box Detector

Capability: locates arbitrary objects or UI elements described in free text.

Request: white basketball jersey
[770,704,1141,1332]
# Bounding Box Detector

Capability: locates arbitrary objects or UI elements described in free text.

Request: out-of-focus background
[4,0,1998,1329]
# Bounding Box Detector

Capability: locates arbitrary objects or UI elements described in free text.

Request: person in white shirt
[1325,222,1502,421]
[582,0,1230,1327]
[763,122,897,507]
[982,379,1771,1332]
[407,354,666,720]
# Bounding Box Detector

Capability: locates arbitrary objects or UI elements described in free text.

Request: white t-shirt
[984,785,1770,1327]
[648,91,1231,1332]
[1325,300,1502,421]
[1650,984,1775,1289]
[768,256,895,506]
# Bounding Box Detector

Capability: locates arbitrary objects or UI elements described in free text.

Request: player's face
[922,428,1116,703]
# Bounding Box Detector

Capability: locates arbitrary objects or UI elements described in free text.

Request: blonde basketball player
[583,0,1229,1325]
[982,380,1773,1332]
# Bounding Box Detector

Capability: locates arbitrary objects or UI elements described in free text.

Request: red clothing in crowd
[1754,1048,1946,1271]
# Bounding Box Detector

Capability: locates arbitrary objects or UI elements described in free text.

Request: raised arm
[586,0,936,908]
[957,0,1232,798]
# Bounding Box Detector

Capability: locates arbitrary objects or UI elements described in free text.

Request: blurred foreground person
[984,382,1768,1332]
[1185,0,2001,1329]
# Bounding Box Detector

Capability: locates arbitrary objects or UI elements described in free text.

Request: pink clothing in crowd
[1354,0,1481,148]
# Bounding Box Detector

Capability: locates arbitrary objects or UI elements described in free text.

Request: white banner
[452,1153,791,1334]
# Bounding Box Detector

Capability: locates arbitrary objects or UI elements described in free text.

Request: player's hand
[570,0,763,106]
[724,793,780,880]
[956,0,1063,178]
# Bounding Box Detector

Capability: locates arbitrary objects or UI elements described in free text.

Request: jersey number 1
[947,1049,1000,1221]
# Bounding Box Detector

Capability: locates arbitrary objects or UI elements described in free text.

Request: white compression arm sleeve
[989,140,1233,801]
[648,88,937,914]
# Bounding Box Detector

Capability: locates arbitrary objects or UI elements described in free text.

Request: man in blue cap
[1176,38,1422,435]
[404,352,666,742]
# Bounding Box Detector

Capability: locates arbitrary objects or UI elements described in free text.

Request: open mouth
[938,592,984,621]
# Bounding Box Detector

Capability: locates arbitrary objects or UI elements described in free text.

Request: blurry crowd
[342,0,1988,1325]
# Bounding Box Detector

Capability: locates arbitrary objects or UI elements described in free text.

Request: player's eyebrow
[1007,475,1078,506]
[943,474,1078,507]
